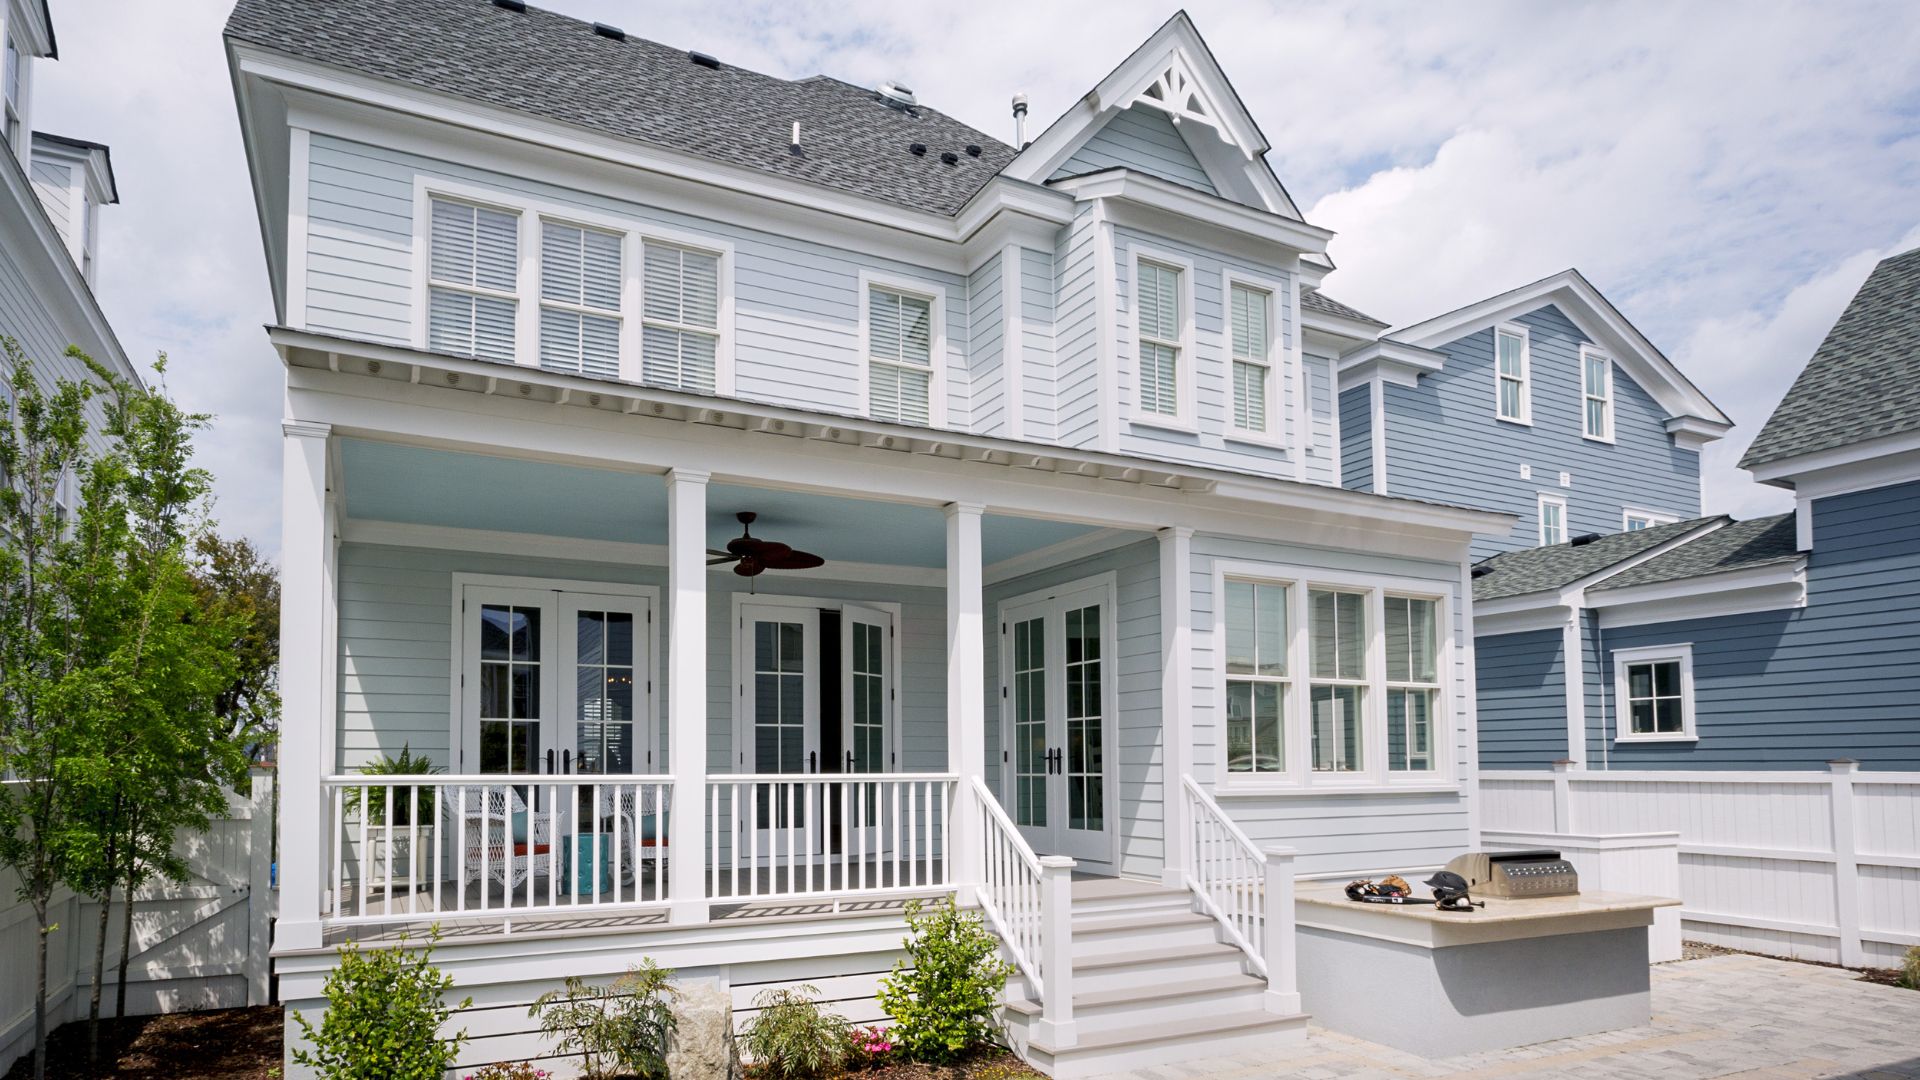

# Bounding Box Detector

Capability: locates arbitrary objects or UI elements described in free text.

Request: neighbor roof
[224,0,1017,217]
[1301,289,1387,327]
[31,132,117,203]
[1740,247,1920,470]
[1589,514,1800,593]
[1472,516,1721,602]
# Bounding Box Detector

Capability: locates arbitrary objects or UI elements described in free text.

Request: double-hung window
[539,221,622,378]
[1495,324,1530,423]
[1136,260,1183,419]
[866,285,936,425]
[428,198,520,363]
[1223,580,1289,774]
[1614,645,1694,741]
[1623,509,1676,532]
[1229,282,1272,436]
[1384,596,1440,772]
[1309,589,1366,773]
[641,242,722,393]
[1539,493,1567,546]
[1582,346,1613,440]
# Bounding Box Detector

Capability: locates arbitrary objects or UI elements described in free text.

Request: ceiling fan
[707,512,826,577]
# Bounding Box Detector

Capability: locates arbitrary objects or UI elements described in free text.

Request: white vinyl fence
[1480,762,1920,968]
[0,770,276,1075]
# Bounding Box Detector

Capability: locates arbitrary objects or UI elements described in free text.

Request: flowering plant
[844,1024,896,1068]
[463,1065,552,1080]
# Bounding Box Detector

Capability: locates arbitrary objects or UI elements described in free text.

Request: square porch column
[666,469,710,924]
[276,420,333,952]
[945,502,986,889]
[1158,526,1194,889]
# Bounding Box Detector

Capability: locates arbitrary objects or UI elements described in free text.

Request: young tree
[193,532,280,741]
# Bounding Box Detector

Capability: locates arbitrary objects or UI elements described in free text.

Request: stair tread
[1029,1008,1307,1054]
[1068,877,1180,902]
[1071,940,1241,970]
[1072,910,1211,934]
[1073,972,1265,1010]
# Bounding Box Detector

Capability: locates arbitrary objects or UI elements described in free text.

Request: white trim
[1755,440,1920,499]
[1580,343,1615,444]
[1621,507,1679,531]
[284,126,311,329]
[1610,643,1697,743]
[1537,492,1567,546]
[1288,279,1308,483]
[1562,612,1587,768]
[1368,379,1388,496]
[1494,322,1532,426]
[856,268,950,429]
[1335,339,1445,392]
[1218,267,1288,450]
[1588,560,1808,629]
[728,592,905,776]
[1126,242,1198,432]
[1047,169,1328,255]
[983,527,1142,585]
[1473,603,1573,637]
[1091,203,1122,453]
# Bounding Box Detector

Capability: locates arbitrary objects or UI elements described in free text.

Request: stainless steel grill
[1443,850,1578,898]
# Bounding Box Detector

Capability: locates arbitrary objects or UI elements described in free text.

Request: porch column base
[273,919,323,953]
[669,900,711,926]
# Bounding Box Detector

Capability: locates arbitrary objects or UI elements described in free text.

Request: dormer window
[427,197,520,363]
[864,283,937,426]
[1582,345,1613,441]
[1495,324,1530,424]
[539,220,623,378]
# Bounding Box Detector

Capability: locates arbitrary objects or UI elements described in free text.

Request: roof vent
[909,143,927,156]
[1470,565,1495,579]
[688,51,721,70]
[877,80,917,109]
[965,144,982,157]
[490,0,526,11]
[940,151,958,165]
[592,22,626,40]
[1569,532,1603,547]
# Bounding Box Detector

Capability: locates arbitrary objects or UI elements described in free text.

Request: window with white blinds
[1136,260,1182,418]
[866,286,935,426]
[539,221,622,378]
[641,242,721,394]
[428,198,520,363]
[1230,283,1271,434]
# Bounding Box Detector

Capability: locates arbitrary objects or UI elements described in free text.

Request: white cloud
[23,0,1920,554]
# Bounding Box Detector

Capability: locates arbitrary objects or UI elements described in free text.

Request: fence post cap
[1550,759,1575,773]
[1826,758,1860,773]
[1259,845,1298,861]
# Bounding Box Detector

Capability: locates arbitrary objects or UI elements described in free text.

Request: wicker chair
[443,784,554,896]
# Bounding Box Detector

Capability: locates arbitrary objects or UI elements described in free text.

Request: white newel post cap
[1038,855,1076,871]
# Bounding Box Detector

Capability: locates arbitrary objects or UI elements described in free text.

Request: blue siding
[1477,629,1568,769]
[1382,304,1702,560]
[1050,105,1217,194]
[1594,480,1920,771]
[1339,384,1373,492]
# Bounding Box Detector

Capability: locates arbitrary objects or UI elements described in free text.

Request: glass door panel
[1009,610,1049,850]
[840,605,893,861]
[999,582,1113,862]
[742,605,820,863]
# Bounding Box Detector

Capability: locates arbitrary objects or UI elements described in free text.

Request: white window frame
[729,592,906,774]
[3,32,24,156]
[1493,322,1532,425]
[1210,561,1455,793]
[1622,507,1678,531]
[1382,594,1443,774]
[410,177,734,394]
[1581,344,1615,443]
[1221,269,1288,449]
[1128,245,1197,432]
[536,215,632,379]
[1612,643,1696,743]
[1538,492,1568,546]
[420,192,524,364]
[856,269,948,428]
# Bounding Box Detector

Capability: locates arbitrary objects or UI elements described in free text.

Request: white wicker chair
[593,784,666,884]
[443,784,553,896]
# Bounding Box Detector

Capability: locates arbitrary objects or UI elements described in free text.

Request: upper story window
[1224,579,1288,775]
[1613,644,1695,742]
[1384,595,1439,773]
[641,242,722,394]
[1539,493,1567,546]
[1135,258,1185,421]
[539,220,622,379]
[1309,588,1366,774]
[1495,324,1530,424]
[864,284,936,426]
[1623,508,1677,532]
[428,197,520,363]
[1229,281,1273,437]
[1582,345,1614,441]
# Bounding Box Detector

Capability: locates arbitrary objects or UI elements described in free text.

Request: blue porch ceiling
[337,439,1106,567]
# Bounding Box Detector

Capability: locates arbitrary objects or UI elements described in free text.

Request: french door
[999,576,1115,863]
[741,603,822,858]
[841,604,894,856]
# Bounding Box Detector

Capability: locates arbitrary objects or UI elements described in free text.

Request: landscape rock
[667,980,742,1080]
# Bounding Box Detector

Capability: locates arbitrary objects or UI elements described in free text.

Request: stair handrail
[1180,774,1271,977]
[969,775,1046,996]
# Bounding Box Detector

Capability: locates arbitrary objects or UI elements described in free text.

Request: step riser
[1071,922,1220,957]
[1070,896,1194,918]
[1073,953,1248,993]
[1074,985,1270,1029]
[1028,1017,1308,1078]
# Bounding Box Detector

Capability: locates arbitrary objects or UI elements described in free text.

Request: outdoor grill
[1442,850,1579,898]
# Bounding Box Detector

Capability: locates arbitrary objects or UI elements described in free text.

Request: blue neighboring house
[1471,247,1920,772]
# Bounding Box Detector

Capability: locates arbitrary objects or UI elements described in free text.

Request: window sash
[640,242,721,391]
[867,287,936,425]
[1540,499,1566,546]
[1384,595,1438,685]
[1137,261,1182,417]
[1624,659,1686,735]
[428,198,520,363]
[1309,588,1366,681]
[1583,353,1612,438]
[1496,329,1528,420]
[539,221,623,378]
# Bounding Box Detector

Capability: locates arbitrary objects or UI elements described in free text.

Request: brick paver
[1093,954,1920,1079]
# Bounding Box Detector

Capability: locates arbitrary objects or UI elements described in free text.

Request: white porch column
[276,419,332,952]
[945,502,986,889]
[1158,526,1194,889]
[666,469,711,924]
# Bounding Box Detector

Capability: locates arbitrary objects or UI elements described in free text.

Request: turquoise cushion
[511,810,529,844]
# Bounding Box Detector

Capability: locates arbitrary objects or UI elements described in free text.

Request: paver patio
[1092,953,1920,1080]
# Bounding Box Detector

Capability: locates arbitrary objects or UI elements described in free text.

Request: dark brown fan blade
[708,554,739,565]
[761,549,825,570]
[733,556,763,577]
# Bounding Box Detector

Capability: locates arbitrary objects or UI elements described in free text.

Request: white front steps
[1000,877,1307,1077]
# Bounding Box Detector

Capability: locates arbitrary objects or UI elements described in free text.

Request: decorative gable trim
[1128,52,1230,146]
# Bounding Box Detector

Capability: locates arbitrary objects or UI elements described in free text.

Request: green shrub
[1900,945,1920,990]
[530,960,677,1079]
[741,984,848,1078]
[876,897,1012,1062]
[291,930,471,1080]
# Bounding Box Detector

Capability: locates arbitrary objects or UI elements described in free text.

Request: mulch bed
[814,1050,1039,1079]
[1,1005,282,1080]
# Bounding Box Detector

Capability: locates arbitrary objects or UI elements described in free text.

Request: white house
[226,2,1511,1073]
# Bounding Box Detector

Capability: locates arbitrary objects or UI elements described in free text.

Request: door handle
[846,751,855,773]
[544,748,555,775]
[562,749,572,775]
[809,750,818,774]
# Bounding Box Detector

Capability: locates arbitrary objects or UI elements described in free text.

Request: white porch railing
[706,774,956,903]
[1181,775,1299,1013]
[322,775,673,924]
[971,776,1075,1045]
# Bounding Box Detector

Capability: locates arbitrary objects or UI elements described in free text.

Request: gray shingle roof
[1301,288,1387,327]
[1472,516,1721,602]
[225,0,1017,217]
[1589,514,1799,592]
[1741,247,1920,469]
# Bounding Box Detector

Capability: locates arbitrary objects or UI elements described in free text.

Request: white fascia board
[1586,559,1807,610]
[1304,309,1387,349]
[1591,568,1807,630]
[1337,339,1446,392]
[1387,269,1730,431]
[1666,414,1733,452]
[1047,169,1331,255]
[1744,433,1920,493]
[10,0,54,57]
[0,142,138,383]
[29,136,115,206]
[1470,516,1730,628]
[1473,595,1572,637]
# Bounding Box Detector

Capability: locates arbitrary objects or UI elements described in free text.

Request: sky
[31,0,1920,554]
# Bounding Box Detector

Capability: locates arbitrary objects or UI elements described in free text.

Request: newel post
[1261,845,1299,1015]
[1037,854,1077,1047]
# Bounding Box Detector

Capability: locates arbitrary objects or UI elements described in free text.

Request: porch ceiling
[338,439,1105,567]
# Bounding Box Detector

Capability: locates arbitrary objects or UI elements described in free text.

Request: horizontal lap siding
[966,255,1004,436]
[0,231,115,455]
[1049,104,1217,194]
[1020,247,1056,440]
[29,160,70,239]
[1304,354,1335,484]
[1383,304,1702,560]
[1475,629,1567,769]
[1339,384,1373,492]
[1593,479,1920,771]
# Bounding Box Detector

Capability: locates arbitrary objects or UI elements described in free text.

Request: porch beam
[276,419,333,951]
[945,502,987,890]
[666,468,711,924]
[1158,526,1194,889]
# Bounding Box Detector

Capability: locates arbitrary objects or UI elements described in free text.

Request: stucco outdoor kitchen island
[1294,883,1680,1057]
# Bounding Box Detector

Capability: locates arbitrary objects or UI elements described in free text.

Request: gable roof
[1588,514,1799,593]
[1472,516,1722,602]
[1302,289,1387,328]
[1387,268,1731,435]
[223,0,1016,218]
[1740,247,1920,471]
